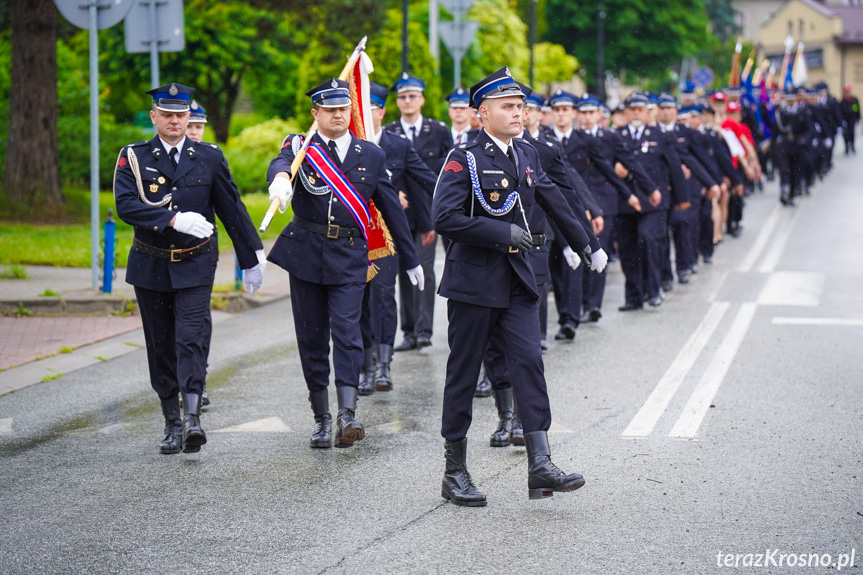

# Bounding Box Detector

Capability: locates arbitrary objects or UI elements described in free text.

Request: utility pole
[529,0,537,87]
[402,0,409,72]
[597,0,606,101]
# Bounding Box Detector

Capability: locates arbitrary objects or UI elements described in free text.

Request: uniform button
[332,198,338,203]
[153,226,159,231]
[172,187,177,191]
[329,216,335,221]
[170,244,175,249]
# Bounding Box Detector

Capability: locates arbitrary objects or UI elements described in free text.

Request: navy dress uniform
[616,94,687,310]
[384,73,450,351]
[433,68,592,506]
[358,82,439,396]
[266,78,421,449]
[113,83,264,455]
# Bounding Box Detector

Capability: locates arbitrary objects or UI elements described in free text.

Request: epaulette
[398,133,407,139]
[128,140,149,148]
[546,141,555,148]
[460,139,478,150]
[437,120,447,128]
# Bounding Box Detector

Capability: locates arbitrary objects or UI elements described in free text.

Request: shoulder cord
[465,150,518,216]
[127,147,172,208]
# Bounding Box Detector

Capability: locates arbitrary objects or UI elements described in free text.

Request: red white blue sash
[304,141,371,240]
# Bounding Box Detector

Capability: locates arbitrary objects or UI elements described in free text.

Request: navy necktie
[327,140,341,167]
[169,147,178,169]
[506,145,517,171]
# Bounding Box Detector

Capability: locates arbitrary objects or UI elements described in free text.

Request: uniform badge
[490,191,500,202]
[191,101,199,110]
[149,183,159,194]
[309,175,316,184]
[331,79,338,88]
[645,129,651,136]
[158,176,165,184]
[169,83,178,96]
[641,141,649,153]
[117,157,127,168]
[444,161,463,173]
[505,67,512,78]
[501,178,509,188]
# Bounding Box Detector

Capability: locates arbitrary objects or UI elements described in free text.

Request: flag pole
[259,36,368,233]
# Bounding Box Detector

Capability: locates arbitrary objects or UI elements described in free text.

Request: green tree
[543,0,712,88]
[704,0,740,43]
[101,0,294,143]
[533,42,579,94]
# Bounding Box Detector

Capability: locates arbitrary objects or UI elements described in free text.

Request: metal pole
[454,55,461,90]
[402,0,409,72]
[148,0,159,88]
[529,0,537,87]
[430,0,439,74]
[597,0,606,101]
[89,2,100,291]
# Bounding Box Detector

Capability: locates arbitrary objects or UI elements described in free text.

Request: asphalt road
[1,154,862,574]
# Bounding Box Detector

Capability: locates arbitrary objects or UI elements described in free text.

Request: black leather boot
[180,392,207,454]
[309,389,332,448]
[489,387,513,447]
[509,398,524,446]
[524,431,585,499]
[159,396,182,455]
[335,386,365,448]
[358,347,377,396]
[374,344,393,391]
[201,388,210,408]
[441,438,487,507]
[475,372,492,398]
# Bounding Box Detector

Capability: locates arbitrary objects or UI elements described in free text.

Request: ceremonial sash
[304,141,371,241]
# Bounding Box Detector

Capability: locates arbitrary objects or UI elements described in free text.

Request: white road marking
[621,302,730,437]
[706,271,728,303]
[98,423,126,434]
[0,418,12,434]
[772,317,863,327]
[757,271,824,307]
[669,303,758,439]
[758,208,801,273]
[737,205,783,272]
[548,422,572,433]
[210,417,292,433]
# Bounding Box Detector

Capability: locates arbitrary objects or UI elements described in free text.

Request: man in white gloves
[113,82,264,456]
[266,78,421,449]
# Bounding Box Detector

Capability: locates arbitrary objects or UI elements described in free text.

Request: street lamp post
[597,0,606,101]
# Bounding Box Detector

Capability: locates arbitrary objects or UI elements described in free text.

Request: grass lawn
[0,188,285,268]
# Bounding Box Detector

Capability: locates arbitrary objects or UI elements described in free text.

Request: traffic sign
[439,0,475,20]
[439,20,480,62]
[125,0,185,54]
[55,0,135,30]
[693,66,715,88]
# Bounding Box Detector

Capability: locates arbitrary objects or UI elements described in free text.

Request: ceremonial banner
[347,51,396,276]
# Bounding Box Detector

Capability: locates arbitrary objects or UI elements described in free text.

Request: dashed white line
[772,317,863,327]
[737,205,783,273]
[669,303,758,439]
[621,302,730,437]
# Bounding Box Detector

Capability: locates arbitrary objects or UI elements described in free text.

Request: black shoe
[358,347,378,396]
[373,344,394,391]
[180,393,206,453]
[661,281,673,293]
[553,322,576,341]
[703,255,712,265]
[728,226,742,238]
[441,438,487,507]
[540,340,548,352]
[334,387,365,448]
[159,396,182,455]
[475,374,492,398]
[618,302,643,312]
[509,404,525,446]
[393,335,417,352]
[489,388,514,447]
[678,270,691,284]
[415,335,432,349]
[648,295,663,307]
[201,389,210,408]
[524,431,585,500]
[309,390,332,448]
[587,308,602,323]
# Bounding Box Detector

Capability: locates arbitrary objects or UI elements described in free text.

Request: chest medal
[490,191,500,202]
[149,183,159,194]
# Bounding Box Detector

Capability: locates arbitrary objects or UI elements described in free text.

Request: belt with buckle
[133,237,211,262]
[292,215,361,239]
[531,234,547,246]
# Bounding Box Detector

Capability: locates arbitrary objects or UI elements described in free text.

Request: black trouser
[442,287,550,442]
[397,232,436,340]
[360,254,399,348]
[290,275,365,393]
[135,285,212,400]
[616,211,666,304]
[548,240,583,328]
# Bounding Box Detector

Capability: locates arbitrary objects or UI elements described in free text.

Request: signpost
[125,0,185,89]
[54,0,135,291]
[693,66,715,88]
[438,0,478,88]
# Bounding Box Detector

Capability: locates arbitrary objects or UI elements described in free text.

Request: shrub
[221,118,302,194]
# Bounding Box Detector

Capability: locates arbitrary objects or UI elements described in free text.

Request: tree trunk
[2,0,62,212]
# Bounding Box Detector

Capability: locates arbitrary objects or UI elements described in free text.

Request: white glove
[406,265,425,291]
[590,247,609,273]
[172,211,214,238]
[268,177,293,210]
[562,246,582,271]
[825,137,833,148]
[242,250,267,293]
